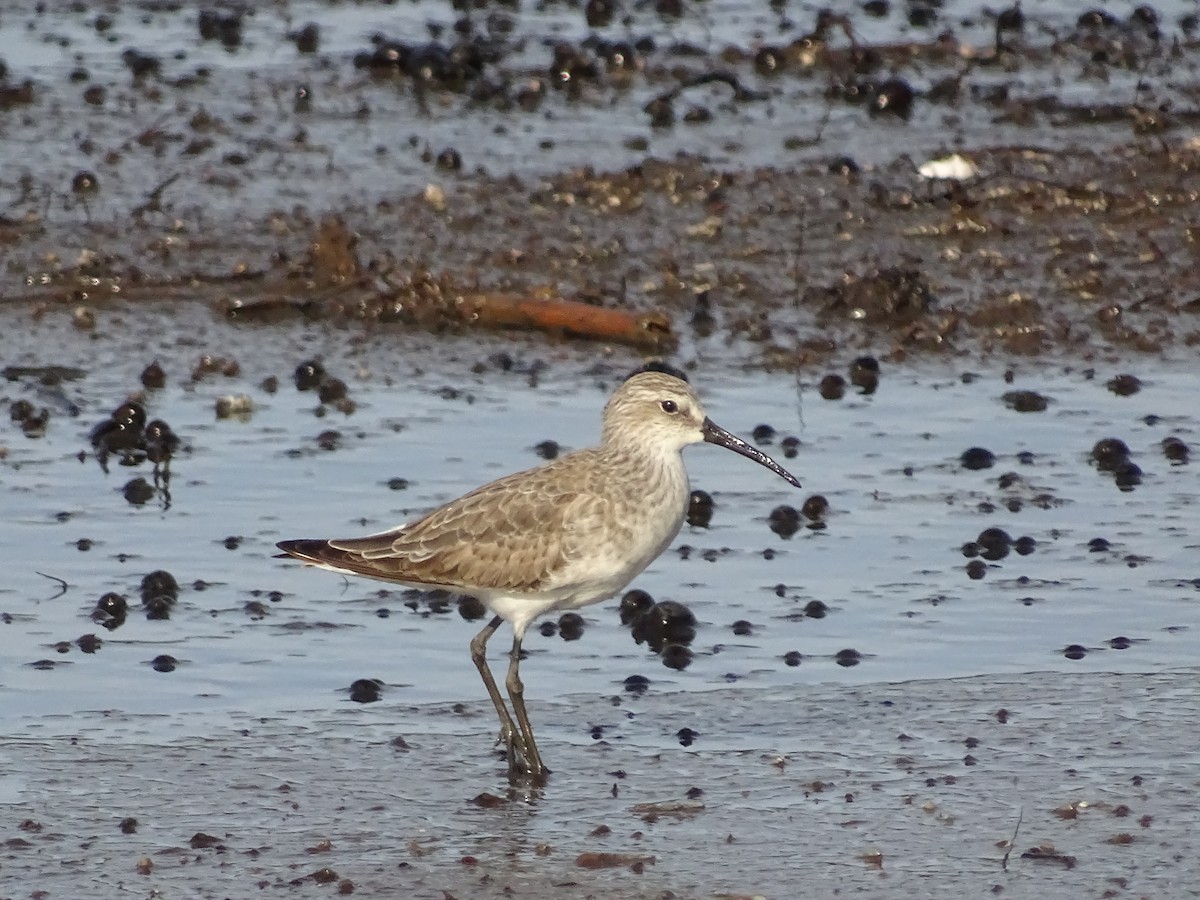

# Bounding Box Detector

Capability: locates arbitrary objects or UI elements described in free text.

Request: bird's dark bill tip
[701,418,802,489]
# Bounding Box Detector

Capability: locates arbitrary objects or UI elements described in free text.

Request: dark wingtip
[276,539,327,559]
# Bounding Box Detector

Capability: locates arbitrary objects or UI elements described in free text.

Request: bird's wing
[318,452,610,592]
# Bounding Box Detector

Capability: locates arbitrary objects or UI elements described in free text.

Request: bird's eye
[660,399,678,414]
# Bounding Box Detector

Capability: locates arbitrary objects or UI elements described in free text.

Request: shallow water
[4,307,1199,726]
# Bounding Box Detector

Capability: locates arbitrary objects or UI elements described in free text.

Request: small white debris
[917,153,979,181]
[423,183,446,211]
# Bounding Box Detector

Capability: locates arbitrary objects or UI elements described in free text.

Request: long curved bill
[701,418,802,488]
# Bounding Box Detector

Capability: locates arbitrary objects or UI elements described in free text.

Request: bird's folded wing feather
[326,453,614,592]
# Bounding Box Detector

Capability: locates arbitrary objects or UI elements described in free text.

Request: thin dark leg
[470,616,522,757]
[506,634,547,777]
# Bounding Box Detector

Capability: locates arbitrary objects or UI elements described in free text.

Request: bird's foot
[500,732,550,783]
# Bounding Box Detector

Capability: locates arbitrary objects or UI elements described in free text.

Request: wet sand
[3,0,1200,360]
[7,673,1200,897]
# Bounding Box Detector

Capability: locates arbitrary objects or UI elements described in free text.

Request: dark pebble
[977,527,1013,561]
[802,599,828,618]
[661,643,693,670]
[619,589,654,625]
[783,650,802,667]
[435,148,462,171]
[818,374,846,400]
[870,78,914,118]
[294,360,326,391]
[144,420,179,464]
[687,489,714,528]
[585,0,616,28]
[849,356,880,393]
[77,633,102,653]
[801,495,829,520]
[223,536,242,550]
[755,46,785,76]
[71,170,99,194]
[768,504,801,538]
[151,654,178,672]
[752,424,776,444]
[387,477,410,490]
[558,612,584,640]
[1088,537,1112,552]
[1092,438,1131,471]
[349,678,383,703]
[92,592,128,629]
[1114,460,1143,490]
[140,361,166,389]
[1013,535,1037,555]
[1161,436,1189,463]
[909,5,936,25]
[141,571,178,599]
[960,447,996,470]
[1063,644,1088,660]
[1001,390,1048,412]
[961,541,980,558]
[293,22,319,53]
[631,600,696,651]
[143,597,173,620]
[122,478,155,505]
[965,559,988,580]
[781,436,800,459]
[76,538,93,551]
[623,674,650,695]
[469,792,505,809]
[828,156,860,177]
[317,378,348,403]
[534,439,560,460]
[1106,374,1142,396]
[119,817,138,834]
[1109,636,1132,650]
[457,595,487,620]
[676,727,698,746]
[9,398,34,422]
[834,648,862,667]
[539,620,557,637]
[731,619,753,636]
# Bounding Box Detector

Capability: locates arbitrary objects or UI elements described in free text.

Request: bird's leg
[470,616,525,765]
[506,633,548,778]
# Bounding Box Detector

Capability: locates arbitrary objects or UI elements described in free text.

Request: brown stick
[457,292,673,349]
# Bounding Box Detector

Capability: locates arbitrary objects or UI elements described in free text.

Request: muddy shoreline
[4,1,1200,364]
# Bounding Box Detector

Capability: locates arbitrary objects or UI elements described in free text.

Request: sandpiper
[277,370,802,781]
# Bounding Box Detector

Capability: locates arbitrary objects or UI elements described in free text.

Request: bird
[276,370,802,781]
